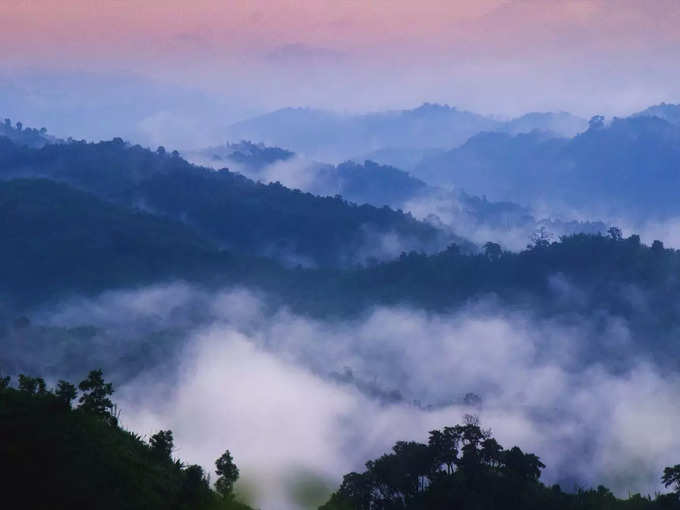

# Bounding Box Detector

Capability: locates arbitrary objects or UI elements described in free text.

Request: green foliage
[150,430,174,461]
[78,369,115,423]
[215,450,240,499]
[0,136,441,267]
[17,374,47,395]
[55,380,77,408]
[663,466,680,493]
[0,370,252,510]
[321,421,680,510]
[0,178,236,303]
[0,118,54,148]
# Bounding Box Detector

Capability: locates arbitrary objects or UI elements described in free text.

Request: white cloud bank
[42,285,665,509]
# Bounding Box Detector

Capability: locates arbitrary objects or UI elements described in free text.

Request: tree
[607,227,622,240]
[589,115,605,130]
[502,447,545,481]
[483,242,502,261]
[180,465,211,506]
[429,426,460,474]
[0,373,9,390]
[18,375,47,395]
[150,430,174,461]
[55,380,77,408]
[663,465,680,493]
[530,226,553,249]
[329,472,373,510]
[78,369,115,424]
[215,450,240,499]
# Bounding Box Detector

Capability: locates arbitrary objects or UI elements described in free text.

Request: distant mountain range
[632,102,680,125]
[1,118,58,148]
[187,140,607,250]
[413,112,680,221]
[223,103,588,164]
[0,136,454,270]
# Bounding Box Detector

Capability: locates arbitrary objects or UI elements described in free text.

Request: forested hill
[633,102,680,125]
[1,117,55,148]
[0,370,251,510]
[321,418,680,510]
[0,178,284,303]
[413,115,680,219]
[0,136,447,267]
[285,232,680,368]
[3,176,680,346]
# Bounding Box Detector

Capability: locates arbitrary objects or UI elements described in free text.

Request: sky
[1,0,679,142]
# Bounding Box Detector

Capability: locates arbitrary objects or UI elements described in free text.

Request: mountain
[633,102,680,125]
[499,111,587,136]
[187,141,605,250]
[185,140,296,173]
[222,104,588,167]
[1,117,57,148]
[224,104,500,162]
[414,116,680,221]
[321,420,679,510]
[0,136,449,267]
[0,178,251,302]
[0,371,251,510]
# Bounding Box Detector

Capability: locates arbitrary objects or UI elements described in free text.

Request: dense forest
[321,416,680,510]
[3,111,680,508]
[5,0,680,506]
[0,135,446,267]
[0,369,251,510]
[414,114,680,219]
[4,369,680,510]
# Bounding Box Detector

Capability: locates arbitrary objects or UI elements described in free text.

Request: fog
[29,283,680,509]
[3,53,680,153]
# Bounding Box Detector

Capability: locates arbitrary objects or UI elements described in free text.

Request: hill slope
[0,137,447,267]
[0,178,268,302]
[0,372,251,510]
[414,116,680,220]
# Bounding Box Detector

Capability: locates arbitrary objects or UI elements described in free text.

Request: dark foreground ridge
[4,369,680,510]
[321,416,680,510]
[0,370,252,510]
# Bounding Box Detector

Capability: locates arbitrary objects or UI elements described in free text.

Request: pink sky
[2,0,679,64]
[1,0,679,130]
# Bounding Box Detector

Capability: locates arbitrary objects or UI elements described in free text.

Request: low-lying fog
[29,284,680,509]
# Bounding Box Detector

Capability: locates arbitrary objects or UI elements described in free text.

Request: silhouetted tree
[78,369,115,424]
[215,450,240,499]
[607,227,623,240]
[150,430,174,461]
[18,374,47,395]
[484,242,502,261]
[55,380,77,408]
[663,465,680,493]
[530,226,553,248]
[589,115,605,130]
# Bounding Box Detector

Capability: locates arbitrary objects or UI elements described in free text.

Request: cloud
[34,284,673,509]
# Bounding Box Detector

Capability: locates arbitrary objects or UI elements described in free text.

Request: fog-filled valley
[4,92,680,510]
